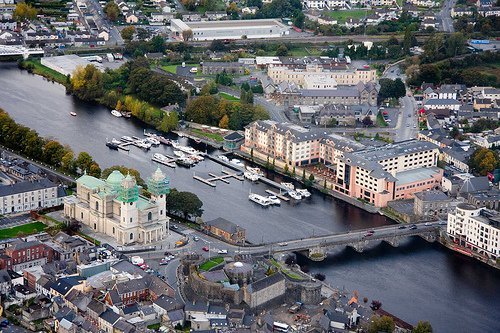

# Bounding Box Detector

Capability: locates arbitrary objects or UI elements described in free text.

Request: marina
[151,153,176,168]
[265,189,290,202]
[193,169,244,187]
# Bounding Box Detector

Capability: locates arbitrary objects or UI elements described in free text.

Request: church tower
[118,174,139,234]
[147,167,170,222]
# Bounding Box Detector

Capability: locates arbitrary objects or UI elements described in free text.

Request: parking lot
[0,213,33,229]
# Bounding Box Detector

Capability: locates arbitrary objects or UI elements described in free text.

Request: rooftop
[395,166,441,186]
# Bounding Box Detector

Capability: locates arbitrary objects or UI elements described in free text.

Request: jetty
[265,189,290,202]
[173,130,223,149]
[151,153,177,168]
[193,169,244,187]
[117,136,151,151]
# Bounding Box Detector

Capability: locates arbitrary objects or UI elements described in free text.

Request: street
[438,0,456,33]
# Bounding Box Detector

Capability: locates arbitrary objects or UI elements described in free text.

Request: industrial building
[170,19,289,41]
[40,55,104,77]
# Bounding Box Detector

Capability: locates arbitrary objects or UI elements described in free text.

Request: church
[63,168,170,245]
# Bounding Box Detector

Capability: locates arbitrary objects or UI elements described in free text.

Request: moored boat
[230,159,245,168]
[111,110,122,117]
[146,137,160,146]
[246,166,264,176]
[70,112,77,116]
[281,182,294,190]
[244,171,259,181]
[176,157,195,167]
[218,155,229,162]
[173,150,185,158]
[267,195,281,205]
[249,193,272,207]
[106,141,119,150]
[296,189,311,198]
[288,190,302,200]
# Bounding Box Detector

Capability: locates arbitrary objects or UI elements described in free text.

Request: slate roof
[87,299,106,316]
[51,276,83,296]
[460,176,490,194]
[154,295,184,312]
[424,98,461,106]
[167,309,184,322]
[248,273,284,293]
[100,309,121,325]
[224,131,244,141]
[205,218,243,234]
[185,300,209,313]
[0,178,58,196]
[414,190,449,202]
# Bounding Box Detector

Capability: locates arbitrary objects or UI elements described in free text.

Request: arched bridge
[0,45,44,59]
[264,222,443,261]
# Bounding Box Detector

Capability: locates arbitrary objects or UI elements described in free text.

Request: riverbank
[19,59,68,85]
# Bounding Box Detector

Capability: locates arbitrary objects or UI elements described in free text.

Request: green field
[199,257,224,271]
[161,64,198,74]
[219,92,240,101]
[191,128,224,142]
[326,9,372,23]
[0,222,47,239]
[23,59,68,84]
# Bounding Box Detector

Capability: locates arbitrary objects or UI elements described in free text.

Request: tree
[468,147,500,176]
[370,300,382,310]
[166,189,203,219]
[314,273,325,281]
[182,29,193,41]
[70,65,104,102]
[413,321,433,333]
[219,114,229,129]
[136,27,150,41]
[362,116,373,127]
[209,40,226,52]
[42,141,66,167]
[368,316,395,333]
[150,35,166,53]
[292,11,305,29]
[378,78,406,102]
[121,26,136,42]
[104,1,120,22]
[75,152,95,174]
[13,3,37,22]
[61,150,76,174]
[276,44,289,56]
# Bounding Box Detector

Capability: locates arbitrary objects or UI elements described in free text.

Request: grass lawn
[191,128,224,142]
[219,92,240,101]
[199,256,224,271]
[161,64,198,74]
[196,0,225,13]
[289,46,324,57]
[23,59,67,84]
[376,112,388,127]
[0,222,47,239]
[147,323,161,330]
[326,9,372,23]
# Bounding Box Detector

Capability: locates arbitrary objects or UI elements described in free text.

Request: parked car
[202,246,209,252]
[218,249,228,254]
[410,224,417,230]
[398,225,407,229]
[278,242,288,246]
[193,236,200,241]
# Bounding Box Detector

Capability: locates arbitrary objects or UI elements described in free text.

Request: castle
[63,168,170,245]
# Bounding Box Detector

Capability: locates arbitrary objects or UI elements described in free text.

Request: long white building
[302,0,348,9]
[0,178,66,215]
[170,19,289,41]
[447,203,500,260]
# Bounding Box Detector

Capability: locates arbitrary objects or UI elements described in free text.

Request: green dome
[106,170,125,189]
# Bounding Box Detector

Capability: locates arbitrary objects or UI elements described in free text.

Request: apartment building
[0,239,54,271]
[0,178,66,215]
[268,64,376,86]
[302,0,348,9]
[243,121,363,167]
[447,204,500,260]
[333,140,442,207]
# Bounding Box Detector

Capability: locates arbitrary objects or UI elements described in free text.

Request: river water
[0,63,499,332]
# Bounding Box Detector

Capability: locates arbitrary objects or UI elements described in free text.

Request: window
[112,227,115,234]
[148,212,152,221]
[130,233,133,240]
[95,201,99,210]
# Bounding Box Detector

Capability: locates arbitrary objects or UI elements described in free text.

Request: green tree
[76,152,95,174]
[104,1,120,22]
[61,150,76,174]
[292,11,305,29]
[13,3,37,22]
[368,315,395,333]
[275,44,289,56]
[413,321,433,333]
[121,26,136,42]
[42,141,66,167]
[468,148,500,176]
[150,35,166,53]
[166,189,203,219]
[71,65,104,102]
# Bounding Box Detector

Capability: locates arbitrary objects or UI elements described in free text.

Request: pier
[151,154,177,168]
[173,130,223,149]
[193,169,244,187]
[116,137,150,151]
[265,189,290,202]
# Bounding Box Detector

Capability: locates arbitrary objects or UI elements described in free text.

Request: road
[438,0,456,33]
[85,0,124,46]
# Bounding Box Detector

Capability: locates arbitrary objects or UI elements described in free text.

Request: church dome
[106,170,125,189]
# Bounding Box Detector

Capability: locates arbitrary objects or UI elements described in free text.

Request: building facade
[447,203,500,260]
[0,239,54,271]
[63,168,170,245]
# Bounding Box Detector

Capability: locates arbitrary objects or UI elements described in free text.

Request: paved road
[438,0,456,33]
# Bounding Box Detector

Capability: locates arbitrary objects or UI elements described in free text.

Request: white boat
[288,190,302,200]
[171,141,180,149]
[121,136,133,142]
[249,193,272,207]
[230,159,245,168]
[177,146,198,155]
[244,171,259,181]
[281,182,295,190]
[111,138,121,145]
[70,112,77,116]
[267,195,281,205]
[146,137,160,146]
[296,189,311,198]
[190,154,204,162]
[246,166,264,176]
[136,140,152,149]
[111,110,122,117]
[218,155,229,162]
[153,153,167,161]
[173,150,185,158]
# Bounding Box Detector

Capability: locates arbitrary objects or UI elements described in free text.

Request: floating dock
[193,169,244,187]
[116,137,150,151]
[173,130,223,149]
[151,154,177,168]
[265,189,290,202]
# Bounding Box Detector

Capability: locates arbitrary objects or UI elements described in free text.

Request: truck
[106,53,114,62]
[288,302,303,314]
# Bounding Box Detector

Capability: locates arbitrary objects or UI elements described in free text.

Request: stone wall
[187,264,243,304]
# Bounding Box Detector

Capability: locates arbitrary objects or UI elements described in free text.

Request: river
[0,63,499,332]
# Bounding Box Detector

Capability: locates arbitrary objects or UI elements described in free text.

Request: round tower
[147,167,170,223]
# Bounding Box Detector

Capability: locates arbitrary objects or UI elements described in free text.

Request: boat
[177,145,198,155]
[111,138,121,145]
[157,136,170,145]
[249,193,272,207]
[121,136,133,142]
[288,190,302,200]
[173,150,185,158]
[106,141,119,150]
[281,182,295,190]
[121,111,131,118]
[111,110,122,117]
[267,195,281,205]
[190,154,204,162]
[218,155,229,162]
[194,138,202,144]
[153,153,167,161]
[70,112,77,116]
[246,166,264,176]
[230,159,245,168]
[176,157,195,167]
[171,141,180,149]
[146,137,160,146]
[244,171,259,181]
[136,140,152,150]
[296,189,311,198]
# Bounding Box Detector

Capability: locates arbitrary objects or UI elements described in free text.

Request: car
[278,242,288,246]
[383,111,388,115]
[410,224,417,230]
[193,236,200,241]
[368,230,375,234]
[170,225,179,230]
[413,125,417,128]
[439,221,447,225]
[424,222,432,226]
[398,225,407,229]
[164,251,173,256]
[218,249,228,254]
[406,124,410,127]
[202,246,209,252]
[364,232,373,237]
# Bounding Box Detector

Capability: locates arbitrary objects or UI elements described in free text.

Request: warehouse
[40,55,104,77]
[170,19,289,41]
